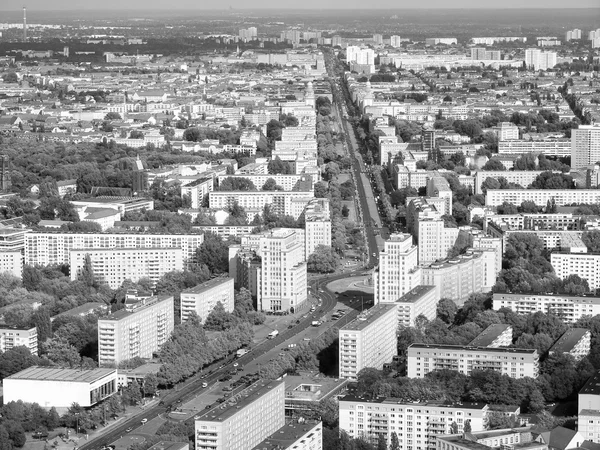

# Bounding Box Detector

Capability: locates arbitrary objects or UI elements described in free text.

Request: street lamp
[75,413,79,437]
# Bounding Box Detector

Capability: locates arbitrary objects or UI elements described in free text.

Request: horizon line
[0,6,598,10]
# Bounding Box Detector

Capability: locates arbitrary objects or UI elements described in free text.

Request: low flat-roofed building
[251,420,322,450]
[549,328,591,361]
[147,442,189,450]
[117,362,163,387]
[52,302,108,321]
[437,427,548,450]
[283,373,349,417]
[0,326,37,355]
[180,277,234,323]
[469,324,513,348]
[394,285,439,327]
[407,343,539,379]
[4,366,117,408]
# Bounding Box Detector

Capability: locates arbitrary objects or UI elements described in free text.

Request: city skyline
[0,0,599,10]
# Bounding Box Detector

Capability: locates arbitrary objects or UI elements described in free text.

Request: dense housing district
[0,6,598,450]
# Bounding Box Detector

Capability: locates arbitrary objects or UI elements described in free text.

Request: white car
[233,362,239,367]
[141,418,148,424]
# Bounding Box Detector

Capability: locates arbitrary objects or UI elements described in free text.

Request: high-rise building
[239,27,257,42]
[69,248,184,289]
[492,122,519,141]
[421,128,436,153]
[426,176,452,215]
[251,421,323,450]
[566,29,582,41]
[0,326,38,355]
[0,155,11,192]
[551,252,600,291]
[97,295,174,366]
[374,233,421,304]
[195,380,285,450]
[339,304,398,380]
[258,229,307,312]
[332,35,342,47]
[407,343,539,378]
[524,48,557,70]
[22,7,26,41]
[304,198,331,257]
[373,34,383,45]
[471,47,487,60]
[180,277,235,323]
[390,35,402,47]
[588,28,600,40]
[571,125,600,169]
[339,396,488,448]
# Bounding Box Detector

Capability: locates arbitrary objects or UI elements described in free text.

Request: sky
[1,0,599,10]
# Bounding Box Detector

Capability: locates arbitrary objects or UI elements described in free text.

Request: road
[79,270,365,450]
[324,49,382,268]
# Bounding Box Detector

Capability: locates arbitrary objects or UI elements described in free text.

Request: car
[223,386,233,392]
[233,362,239,367]
[372,253,376,256]
[126,428,133,433]
[141,418,148,424]
[205,405,212,409]
[201,382,208,388]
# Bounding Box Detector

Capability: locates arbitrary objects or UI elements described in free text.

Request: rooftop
[469,324,513,347]
[100,295,173,321]
[181,277,233,295]
[147,442,188,450]
[409,343,537,355]
[251,420,321,450]
[550,328,590,354]
[7,366,116,383]
[340,304,397,332]
[580,370,600,396]
[195,379,284,423]
[395,285,436,304]
[340,395,488,410]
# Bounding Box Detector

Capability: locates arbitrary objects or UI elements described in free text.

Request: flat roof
[409,343,537,355]
[147,442,188,450]
[100,295,172,321]
[181,277,233,295]
[7,366,116,383]
[340,304,397,332]
[395,285,436,304]
[118,363,162,377]
[469,324,512,347]
[550,328,590,354]
[283,373,348,400]
[340,395,487,410]
[251,421,321,450]
[195,379,284,423]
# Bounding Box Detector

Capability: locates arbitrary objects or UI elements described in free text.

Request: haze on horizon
[1,0,599,10]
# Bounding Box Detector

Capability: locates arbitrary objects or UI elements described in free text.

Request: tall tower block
[0,155,12,192]
[23,7,27,41]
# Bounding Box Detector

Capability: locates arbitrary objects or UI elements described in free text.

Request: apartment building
[217,174,314,192]
[0,228,27,253]
[251,421,322,450]
[304,198,331,257]
[209,191,314,219]
[473,170,548,195]
[579,371,600,442]
[421,251,488,307]
[195,380,285,450]
[97,295,174,366]
[492,292,600,323]
[469,324,513,348]
[426,176,452,216]
[525,48,557,70]
[395,285,439,327]
[0,326,38,355]
[572,124,600,169]
[339,304,398,380]
[180,277,235,323]
[471,233,503,277]
[181,177,213,209]
[485,189,600,207]
[339,396,488,449]
[374,233,421,304]
[551,252,600,290]
[497,139,571,157]
[70,248,183,289]
[25,232,204,266]
[0,251,23,279]
[259,229,307,313]
[407,343,539,379]
[549,328,590,361]
[418,216,459,265]
[437,427,548,450]
[491,122,519,141]
[484,212,590,233]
